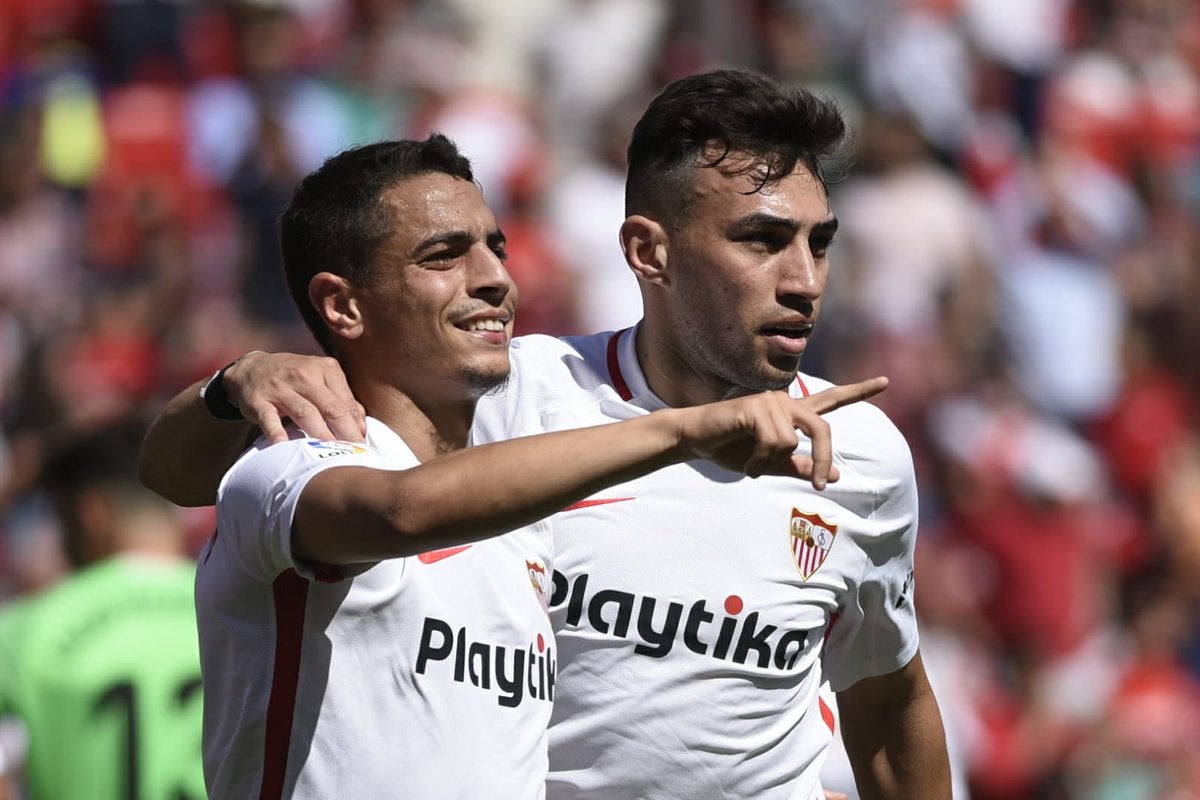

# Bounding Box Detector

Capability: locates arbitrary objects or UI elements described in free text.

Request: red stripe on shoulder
[606,329,633,401]
[259,569,309,800]
[795,375,810,398]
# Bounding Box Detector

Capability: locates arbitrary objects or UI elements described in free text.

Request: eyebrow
[412,228,506,258]
[812,217,839,238]
[730,213,839,235]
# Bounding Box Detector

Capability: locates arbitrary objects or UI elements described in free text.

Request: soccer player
[142,71,951,798]
[143,133,884,798]
[0,424,205,800]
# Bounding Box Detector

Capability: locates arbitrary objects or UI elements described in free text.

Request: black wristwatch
[199,359,246,420]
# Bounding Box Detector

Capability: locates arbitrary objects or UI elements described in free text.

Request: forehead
[683,156,831,226]
[379,172,496,246]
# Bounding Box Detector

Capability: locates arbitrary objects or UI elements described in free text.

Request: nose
[468,245,515,304]
[778,243,824,304]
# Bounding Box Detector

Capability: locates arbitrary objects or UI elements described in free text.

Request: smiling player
[165,133,888,799]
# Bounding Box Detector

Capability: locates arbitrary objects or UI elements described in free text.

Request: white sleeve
[215,436,398,583]
[822,421,921,692]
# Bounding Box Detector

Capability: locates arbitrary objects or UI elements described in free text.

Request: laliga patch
[789,508,837,581]
[305,440,369,460]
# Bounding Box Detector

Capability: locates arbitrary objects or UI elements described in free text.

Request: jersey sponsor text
[415,617,556,707]
[550,571,814,670]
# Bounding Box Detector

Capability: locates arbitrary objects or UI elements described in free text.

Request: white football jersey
[473,329,921,800]
[200,418,555,799]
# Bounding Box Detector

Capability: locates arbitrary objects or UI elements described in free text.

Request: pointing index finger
[801,376,888,415]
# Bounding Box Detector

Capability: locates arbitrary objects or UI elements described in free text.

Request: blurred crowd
[0,0,1197,797]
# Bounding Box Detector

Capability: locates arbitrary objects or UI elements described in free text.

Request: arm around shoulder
[139,351,367,507]
[139,377,257,507]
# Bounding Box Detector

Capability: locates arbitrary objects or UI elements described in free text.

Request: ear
[309,272,363,342]
[620,215,670,287]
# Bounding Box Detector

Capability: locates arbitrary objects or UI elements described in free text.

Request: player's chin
[458,359,511,396]
[756,353,804,388]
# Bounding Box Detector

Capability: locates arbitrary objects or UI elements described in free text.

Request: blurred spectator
[532,0,667,165]
[0,423,204,799]
[0,1,1195,797]
[545,90,648,334]
[822,109,998,438]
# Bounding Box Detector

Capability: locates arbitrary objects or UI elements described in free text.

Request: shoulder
[219,429,383,507]
[800,373,914,477]
[508,332,612,372]
[494,331,619,402]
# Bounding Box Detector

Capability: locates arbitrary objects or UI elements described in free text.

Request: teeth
[464,319,505,332]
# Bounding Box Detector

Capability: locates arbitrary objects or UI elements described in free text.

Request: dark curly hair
[625,69,850,224]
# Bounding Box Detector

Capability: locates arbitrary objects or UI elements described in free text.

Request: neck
[349,371,477,462]
[633,320,734,408]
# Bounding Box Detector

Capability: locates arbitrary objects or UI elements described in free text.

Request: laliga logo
[790,508,837,581]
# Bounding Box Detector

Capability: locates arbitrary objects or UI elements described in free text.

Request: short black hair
[42,421,147,568]
[279,135,475,354]
[625,69,850,223]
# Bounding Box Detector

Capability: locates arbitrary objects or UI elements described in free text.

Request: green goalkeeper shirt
[0,555,205,800]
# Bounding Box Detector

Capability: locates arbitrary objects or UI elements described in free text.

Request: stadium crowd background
[0,0,1197,797]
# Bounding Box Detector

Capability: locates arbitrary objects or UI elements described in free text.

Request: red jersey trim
[562,497,636,512]
[259,569,309,800]
[417,545,474,564]
[796,375,809,397]
[818,696,836,734]
[606,329,634,401]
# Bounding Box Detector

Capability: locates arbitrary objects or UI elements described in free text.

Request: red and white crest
[526,558,551,615]
[789,509,838,580]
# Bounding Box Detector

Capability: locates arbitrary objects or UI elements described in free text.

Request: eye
[810,235,835,258]
[422,249,459,265]
[736,232,787,253]
[490,243,509,262]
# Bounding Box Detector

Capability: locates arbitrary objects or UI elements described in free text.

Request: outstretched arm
[138,352,365,506]
[836,650,952,800]
[140,350,881,508]
[293,380,888,564]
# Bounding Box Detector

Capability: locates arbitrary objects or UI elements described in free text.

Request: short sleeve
[822,420,921,692]
[215,435,397,583]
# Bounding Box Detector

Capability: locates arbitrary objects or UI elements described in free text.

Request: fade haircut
[280,135,475,355]
[625,69,850,225]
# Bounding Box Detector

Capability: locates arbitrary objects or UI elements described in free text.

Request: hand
[678,377,888,489]
[223,352,366,444]
[823,791,850,800]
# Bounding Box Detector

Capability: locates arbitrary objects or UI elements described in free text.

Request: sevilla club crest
[526,558,551,615]
[789,509,837,580]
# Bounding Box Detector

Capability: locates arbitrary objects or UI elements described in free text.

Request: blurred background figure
[0,424,204,799]
[0,0,1197,798]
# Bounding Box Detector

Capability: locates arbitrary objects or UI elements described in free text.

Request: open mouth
[761,325,812,340]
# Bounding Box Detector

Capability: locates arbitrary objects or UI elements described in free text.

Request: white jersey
[199,418,555,799]
[473,329,921,800]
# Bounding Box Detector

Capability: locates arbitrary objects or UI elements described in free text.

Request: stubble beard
[684,325,798,400]
[459,366,510,398]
